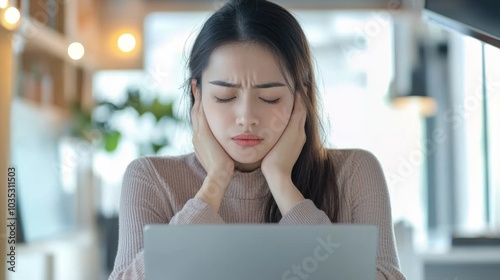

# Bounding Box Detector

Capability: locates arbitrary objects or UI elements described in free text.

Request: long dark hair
[184,0,339,223]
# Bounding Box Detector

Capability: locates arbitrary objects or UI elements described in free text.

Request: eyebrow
[208,80,286,89]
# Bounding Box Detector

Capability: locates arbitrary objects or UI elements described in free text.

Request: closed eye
[215,97,280,104]
[263,98,280,104]
[214,97,235,103]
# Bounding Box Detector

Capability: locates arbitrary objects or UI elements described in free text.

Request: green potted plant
[70,87,182,155]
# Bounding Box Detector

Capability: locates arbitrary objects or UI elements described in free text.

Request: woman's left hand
[261,93,307,181]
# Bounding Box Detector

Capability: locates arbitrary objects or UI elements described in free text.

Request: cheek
[203,104,231,135]
[265,103,291,136]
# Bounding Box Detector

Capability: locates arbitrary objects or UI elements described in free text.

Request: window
[448,35,500,234]
[485,43,500,230]
[459,36,488,232]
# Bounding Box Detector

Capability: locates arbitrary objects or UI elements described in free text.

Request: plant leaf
[150,99,174,121]
[104,131,121,152]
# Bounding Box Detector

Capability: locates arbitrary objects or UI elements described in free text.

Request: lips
[232,133,262,140]
[232,133,262,147]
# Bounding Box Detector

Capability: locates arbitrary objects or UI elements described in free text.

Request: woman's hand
[192,90,234,211]
[261,93,307,214]
[261,93,307,181]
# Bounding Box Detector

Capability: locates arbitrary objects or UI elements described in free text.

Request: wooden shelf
[21,17,98,71]
[3,1,101,278]
[13,0,99,109]
[15,1,97,111]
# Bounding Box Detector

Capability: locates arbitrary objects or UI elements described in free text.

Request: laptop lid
[144,224,377,280]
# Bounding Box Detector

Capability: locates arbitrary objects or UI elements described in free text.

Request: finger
[196,94,206,130]
[192,91,202,135]
[191,101,199,133]
[297,93,305,112]
[296,94,306,129]
[299,94,306,118]
[192,90,202,112]
[291,94,303,123]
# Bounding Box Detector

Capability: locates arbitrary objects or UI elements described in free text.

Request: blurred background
[0,0,499,279]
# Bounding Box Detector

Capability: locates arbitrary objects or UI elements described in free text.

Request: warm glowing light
[0,0,8,9]
[118,33,136,53]
[393,96,438,117]
[68,42,85,60]
[4,6,20,25]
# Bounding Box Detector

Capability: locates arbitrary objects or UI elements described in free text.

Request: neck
[234,159,262,172]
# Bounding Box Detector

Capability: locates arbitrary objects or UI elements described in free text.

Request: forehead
[204,42,288,80]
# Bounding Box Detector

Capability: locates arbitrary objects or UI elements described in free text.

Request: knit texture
[109,149,406,279]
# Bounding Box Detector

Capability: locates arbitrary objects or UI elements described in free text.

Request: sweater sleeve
[169,198,225,224]
[347,150,406,280]
[279,199,332,224]
[108,158,162,280]
[108,158,224,280]
[278,150,406,280]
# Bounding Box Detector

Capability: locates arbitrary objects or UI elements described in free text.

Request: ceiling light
[68,42,85,60]
[4,6,20,25]
[118,33,136,53]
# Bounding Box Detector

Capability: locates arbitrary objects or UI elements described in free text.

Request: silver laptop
[144,224,378,280]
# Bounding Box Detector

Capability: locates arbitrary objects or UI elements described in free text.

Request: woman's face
[195,42,295,172]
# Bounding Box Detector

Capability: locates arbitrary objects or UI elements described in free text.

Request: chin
[233,157,264,172]
[226,145,266,164]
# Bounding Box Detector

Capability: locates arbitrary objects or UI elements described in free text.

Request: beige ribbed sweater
[108,149,406,280]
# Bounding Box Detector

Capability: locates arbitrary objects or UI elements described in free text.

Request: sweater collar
[188,153,270,200]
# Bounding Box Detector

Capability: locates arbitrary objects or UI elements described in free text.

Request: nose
[236,100,259,127]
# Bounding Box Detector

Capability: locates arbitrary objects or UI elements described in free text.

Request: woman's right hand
[191,90,234,206]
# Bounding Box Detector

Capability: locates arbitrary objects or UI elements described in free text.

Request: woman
[109,0,406,279]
